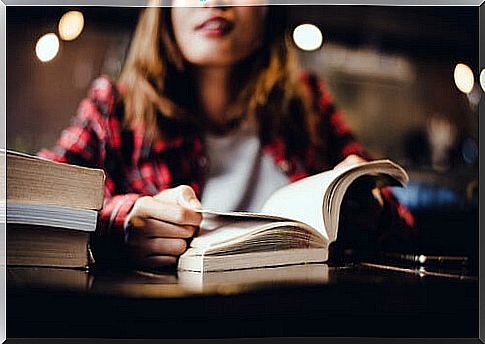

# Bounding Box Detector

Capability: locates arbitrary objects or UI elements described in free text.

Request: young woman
[40,1,415,269]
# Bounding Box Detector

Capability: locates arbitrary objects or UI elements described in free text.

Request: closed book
[2,149,105,210]
[3,149,104,268]
[7,224,94,269]
[7,266,93,291]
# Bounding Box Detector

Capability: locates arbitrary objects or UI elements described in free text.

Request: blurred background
[6,6,479,263]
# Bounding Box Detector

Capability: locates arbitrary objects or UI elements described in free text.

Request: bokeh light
[479,69,485,93]
[35,33,60,62]
[293,24,323,51]
[454,63,474,94]
[58,11,84,41]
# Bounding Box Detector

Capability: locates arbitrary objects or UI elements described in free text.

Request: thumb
[155,185,203,209]
[176,185,202,210]
[335,154,366,170]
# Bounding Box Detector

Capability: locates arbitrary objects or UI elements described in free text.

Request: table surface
[7,259,478,339]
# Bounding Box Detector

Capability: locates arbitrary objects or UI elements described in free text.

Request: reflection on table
[7,261,478,338]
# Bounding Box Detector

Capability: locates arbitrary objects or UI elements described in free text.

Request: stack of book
[2,150,105,269]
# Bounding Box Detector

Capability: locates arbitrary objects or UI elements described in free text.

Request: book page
[190,216,282,249]
[4,202,98,232]
[259,168,345,239]
[195,160,408,244]
[195,209,290,221]
[323,160,408,242]
[196,165,361,240]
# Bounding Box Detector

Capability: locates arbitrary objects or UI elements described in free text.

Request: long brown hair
[119,2,319,157]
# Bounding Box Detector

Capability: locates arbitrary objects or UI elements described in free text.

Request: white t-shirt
[201,125,290,212]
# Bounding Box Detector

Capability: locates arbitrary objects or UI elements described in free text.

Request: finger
[136,255,178,268]
[136,237,187,256]
[155,185,202,210]
[372,188,384,207]
[335,154,366,169]
[130,219,197,239]
[132,197,202,226]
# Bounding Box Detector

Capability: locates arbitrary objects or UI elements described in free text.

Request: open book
[178,159,408,272]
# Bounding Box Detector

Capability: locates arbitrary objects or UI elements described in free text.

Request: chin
[182,39,251,67]
[185,52,244,67]
[190,58,240,68]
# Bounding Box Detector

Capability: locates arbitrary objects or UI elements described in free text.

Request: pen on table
[380,252,469,266]
[336,249,469,267]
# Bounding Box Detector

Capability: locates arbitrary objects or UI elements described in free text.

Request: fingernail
[130,216,145,228]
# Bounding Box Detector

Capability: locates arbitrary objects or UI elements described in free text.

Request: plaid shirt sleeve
[38,76,143,246]
[304,72,367,165]
[303,72,416,251]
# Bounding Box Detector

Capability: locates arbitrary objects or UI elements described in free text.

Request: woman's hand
[334,154,367,170]
[335,155,385,249]
[125,185,203,269]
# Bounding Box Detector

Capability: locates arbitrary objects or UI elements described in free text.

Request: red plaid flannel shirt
[39,72,415,254]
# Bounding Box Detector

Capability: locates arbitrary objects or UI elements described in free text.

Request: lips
[195,16,234,37]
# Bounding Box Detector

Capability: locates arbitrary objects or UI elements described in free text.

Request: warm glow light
[292,24,323,51]
[479,69,485,93]
[35,33,60,62]
[454,63,474,94]
[58,11,84,41]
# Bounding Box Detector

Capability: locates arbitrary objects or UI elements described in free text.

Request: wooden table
[7,261,478,339]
